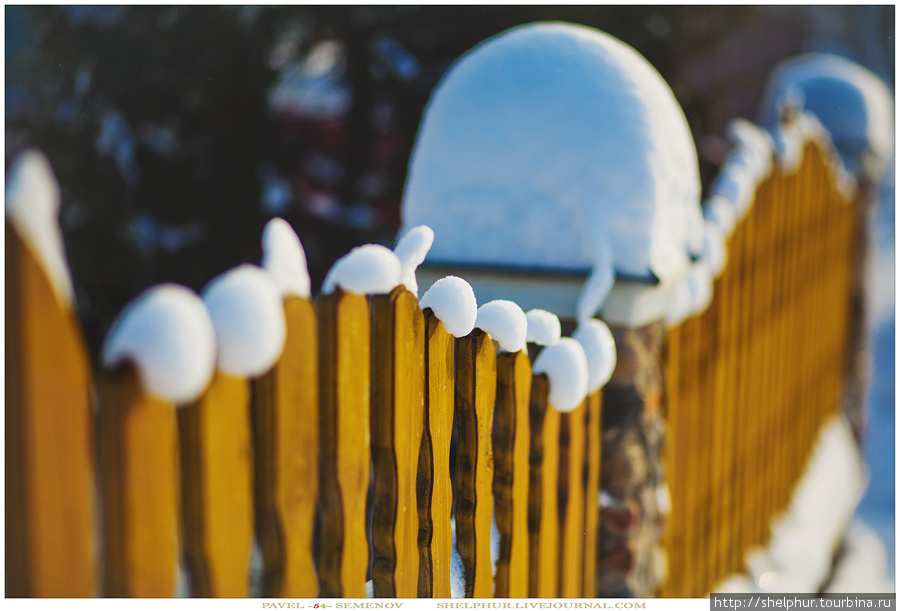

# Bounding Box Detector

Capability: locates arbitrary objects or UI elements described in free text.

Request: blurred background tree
[5,5,893,357]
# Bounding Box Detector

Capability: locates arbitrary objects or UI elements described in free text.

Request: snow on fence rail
[5,119,861,598]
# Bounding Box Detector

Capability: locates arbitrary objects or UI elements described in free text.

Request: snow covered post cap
[419,275,478,337]
[102,284,218,404]
[322,243,402,296]
[474,300,527,353]
[532,337,590,412]
[261,217,311,299]
[5,149,75,307]
[401,22,704,328]
[572,319,617,393]
[525,309,561,346]
[759,53,894,183]
[202,264,287,378]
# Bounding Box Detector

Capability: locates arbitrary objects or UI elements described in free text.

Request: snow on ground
[714,415,866,593]
[102,284,217,404]
[401,22,704,291]
[826,520,894,593]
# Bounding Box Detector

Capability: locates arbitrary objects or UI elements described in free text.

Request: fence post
[493,350,532,597]
[417,311,456,597]
[252,296,320,597]
[178,372,255,596]
[582,391,603,597]
[559,401,587,598]
[455,329,497,598]
[6,225,96,597]
[527,374,560,597]
[371,287,426,597]
[317,290,371,598]
[98,364,179,597]
[96,364,180,596]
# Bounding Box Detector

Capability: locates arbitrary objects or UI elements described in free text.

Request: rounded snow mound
[402,22,702,283]
[102,284,217,404]
[533,337,590,412]
[419,275,478,338]
[759,54,894,181]
[202,264,287,378]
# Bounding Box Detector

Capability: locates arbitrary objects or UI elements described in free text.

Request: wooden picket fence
[661,140,859,597]
[6,136,860,599]
[7,237,605,598]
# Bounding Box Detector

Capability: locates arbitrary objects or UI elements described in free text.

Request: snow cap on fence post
[5,149,75,307]
[727,118,775,181]
[401,21,704,320]
[759,53,894,183]
[703,195,739,237]
[261,217,311,299]
[202,264,287,378]
[665,276,693,329]
[572,319,617,392]
[710,162,757,218]
[322,243,401,295]
[702,221,727,278]
[525,309,561,346]
[687,260,714,316]
[532,337,590,412]
[102,284,217,404]
[419,275,478,337]
[771,121,805,173]
[393,224,434,296]
[474,299,527,352]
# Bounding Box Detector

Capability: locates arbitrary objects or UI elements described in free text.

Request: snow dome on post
[401,22,701,597]
[403,22,704,329]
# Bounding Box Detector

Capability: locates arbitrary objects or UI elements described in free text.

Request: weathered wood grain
[455,329,497,598]
[6,226,96,597]
[559,401,587,598]
[417,311,456,598]
[492,350,532,598]
[97,364,179,597]
[582,391,603,597]
[371,287,426,597]
[527,374,560,598]
[317,290,371,598]
[252,296,319,597]
[179,372,254,597]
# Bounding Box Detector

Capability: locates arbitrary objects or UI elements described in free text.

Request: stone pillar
[596,321,667,597]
